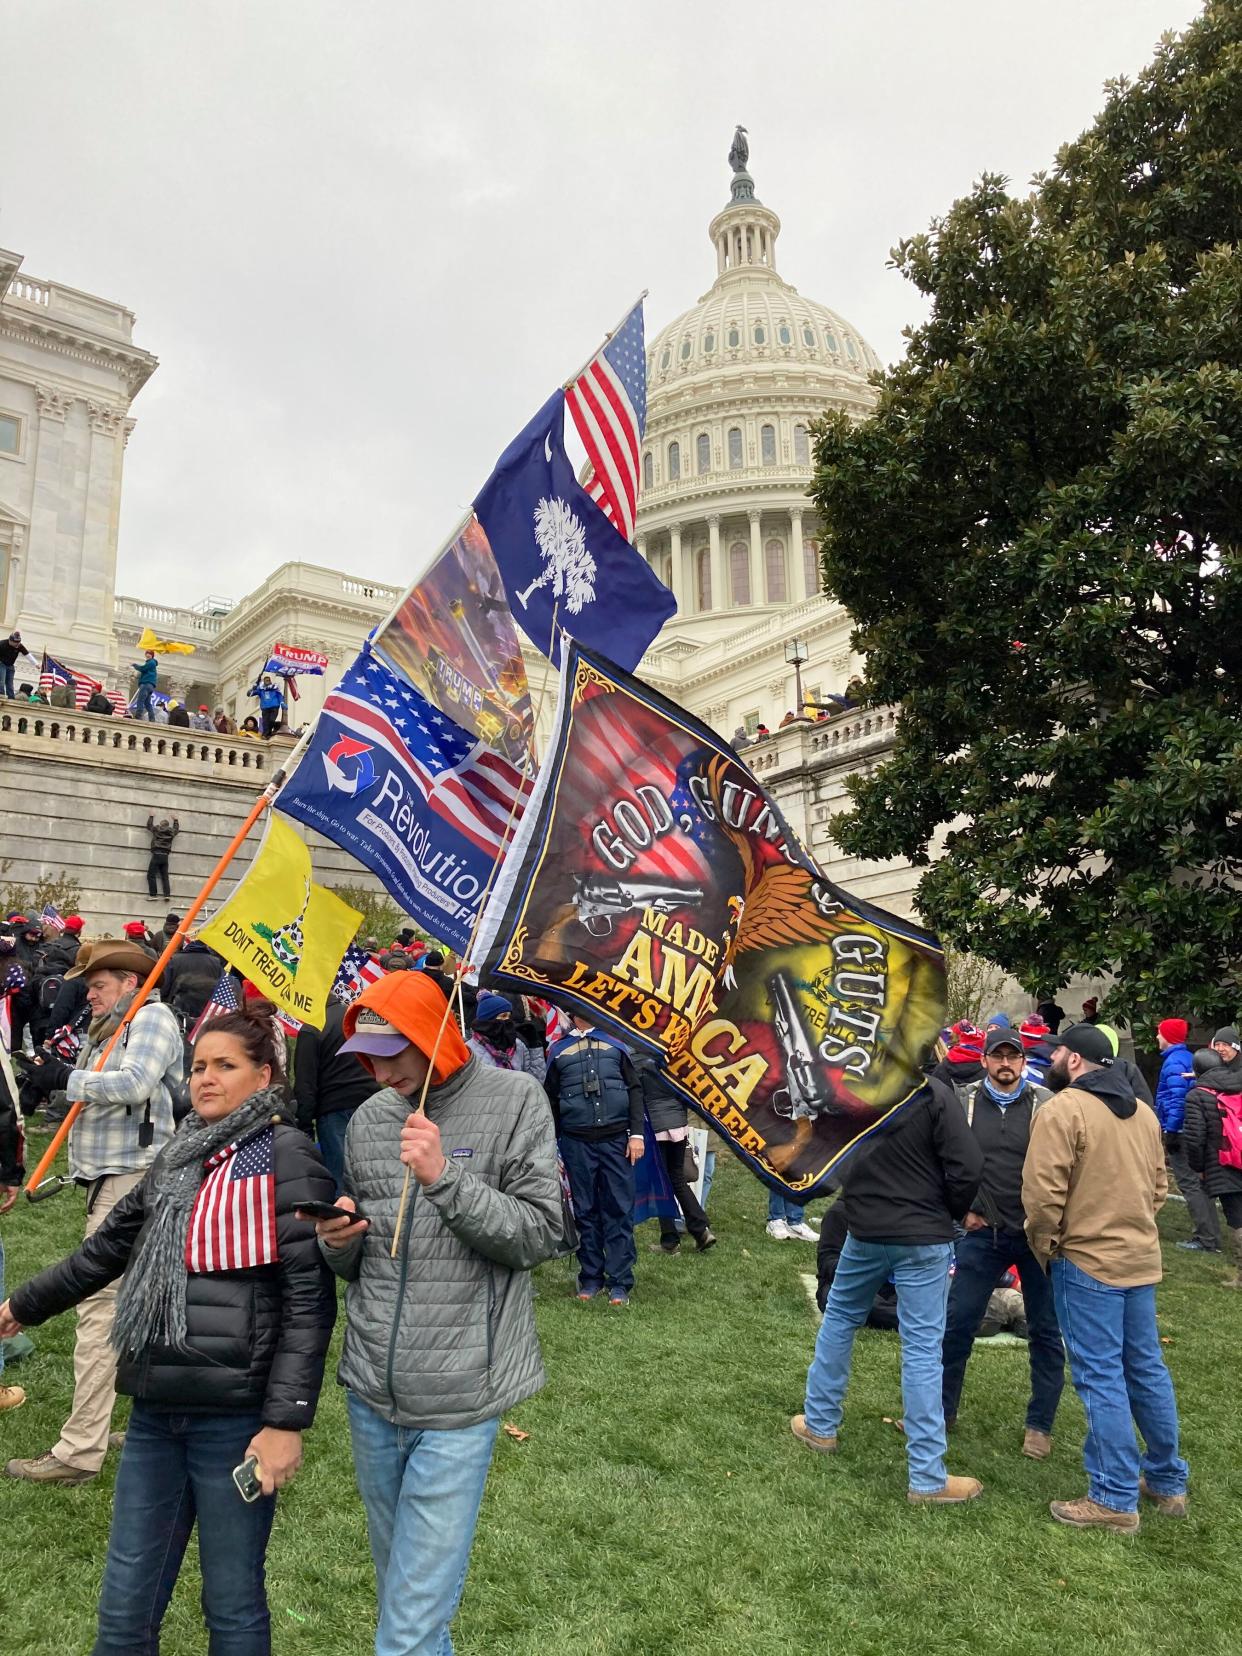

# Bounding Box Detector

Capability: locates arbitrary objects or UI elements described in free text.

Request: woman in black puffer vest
[0,1003,336,1656]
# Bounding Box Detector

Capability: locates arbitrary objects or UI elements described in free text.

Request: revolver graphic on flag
[572,874,705,937]
[768,971,836,1121]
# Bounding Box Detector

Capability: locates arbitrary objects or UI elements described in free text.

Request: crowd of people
[0,912,1238,1649]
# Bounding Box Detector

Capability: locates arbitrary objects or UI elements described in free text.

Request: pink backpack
[1217,1092,1242,1171]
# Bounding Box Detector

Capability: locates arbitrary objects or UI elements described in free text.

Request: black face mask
[475,1019,516,1050]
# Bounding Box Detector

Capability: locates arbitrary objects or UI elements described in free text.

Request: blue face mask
[983,1073,1025,1107]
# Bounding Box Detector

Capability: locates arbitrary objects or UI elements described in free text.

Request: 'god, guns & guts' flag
[198,816,362,1029]
[474,641,948,1200]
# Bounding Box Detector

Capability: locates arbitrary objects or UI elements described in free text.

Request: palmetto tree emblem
[515,497,597,615]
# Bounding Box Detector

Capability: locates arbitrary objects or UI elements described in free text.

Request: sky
[2,0,1204,609]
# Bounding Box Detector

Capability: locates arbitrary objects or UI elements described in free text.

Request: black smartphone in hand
[296,1200,368,1225]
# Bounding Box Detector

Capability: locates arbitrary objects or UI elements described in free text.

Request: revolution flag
[198,816,362,1028]
[274,643,530,954]
[473,391,675,669]
[475,642,947,1199]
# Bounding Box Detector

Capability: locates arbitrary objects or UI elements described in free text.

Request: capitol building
[0,143,921,923]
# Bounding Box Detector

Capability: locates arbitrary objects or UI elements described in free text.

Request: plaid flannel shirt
[66,1000,183,1180]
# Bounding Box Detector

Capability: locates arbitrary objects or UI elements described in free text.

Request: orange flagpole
[23,753,301,1201]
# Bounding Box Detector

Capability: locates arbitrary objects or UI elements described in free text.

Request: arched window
[727,427,743,469]
[802,324,815,348]
[696,432,711,475]
[793,424,810,466]
[729,542,751,605]
[668,441,680,481]
[696,547,712,612]
[803,537,820,598]
[727,323,740,349]
[680,337,692,361]
[761,424,777,465]
[845,335,858,360]
[825,330,839,353]
[703,331,715,353]
[660,348,671,370]
[765,538,787,603]
[754,322,766,346]
[778,323,792,346]
[642,451,653,490]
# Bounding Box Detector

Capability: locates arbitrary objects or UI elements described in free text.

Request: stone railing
[743,706,898,775]
[7,275,49,307]
[114,595,226,636]
[0,706,289,775]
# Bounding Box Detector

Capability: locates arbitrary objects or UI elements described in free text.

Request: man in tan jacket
[1022,1022,1189,1533]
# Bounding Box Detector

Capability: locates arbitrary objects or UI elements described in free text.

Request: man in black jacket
[146,814,180,900]
[160,937,220,1026]
[791,1080,985,1503]
[292,1001,382,1191]
[940,1027,1063,1458]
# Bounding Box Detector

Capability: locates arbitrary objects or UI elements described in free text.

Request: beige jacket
[1022,1071,1167,1287]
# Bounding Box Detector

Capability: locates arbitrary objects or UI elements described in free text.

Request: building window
[0,414,19,456]
[660,348,671,370]
[703,331,715,353]
[778,323,792,345]
[802,325,815,348]
[793,424,810,466]
[696,432,711,475]
[803,537,821,598]
[754,323,766,346]
[727,324,740,349]
[765,538,787,603]
[845,335,858,360]
[667,441,680,482]
[743,708,760,735]
[760,424,776,465]
[729,542,751,605]
[727,427,743,469]
[642,451,653,490]
[696,547,712,611]
[825,330,839,352]
[680,337,692,361]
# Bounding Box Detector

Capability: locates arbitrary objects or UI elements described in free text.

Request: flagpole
[24,751,301,1201]
[561,291,648,393]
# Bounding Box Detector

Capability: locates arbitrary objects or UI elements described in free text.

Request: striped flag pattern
[186,1128,278,1273]
[38,651,102,709]
[332,943,385,1005]
[565,300,647,543]
[40,904,65,934]
[189,971,241,1042]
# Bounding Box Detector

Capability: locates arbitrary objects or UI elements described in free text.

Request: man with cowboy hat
[5,937,182,1486]
[304,968,561,1654]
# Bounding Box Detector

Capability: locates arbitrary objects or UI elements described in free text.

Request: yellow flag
[138,626,197,656]
[199,816,362,1028]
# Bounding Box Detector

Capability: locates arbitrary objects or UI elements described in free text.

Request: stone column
[790,507,807,599]
[668,523,685,613]
[748,511,762,606]
[708,515,722,613]
[637,534,648,568]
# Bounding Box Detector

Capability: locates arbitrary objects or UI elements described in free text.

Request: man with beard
[1023,1023,1187,1532]
[941,1027,1062,1458]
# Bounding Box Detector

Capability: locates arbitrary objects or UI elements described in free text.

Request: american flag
[2,961,27,997]
[332,943,384,1005]
[566,299,647,543]
[189,971,241,1042]
[326,651,530,859]
[38,651,102,709]
[186,1127,278,1273]
[40,903,65,934]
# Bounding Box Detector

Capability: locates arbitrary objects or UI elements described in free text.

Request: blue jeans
[558,1134,636,1293]
[1051,1257,1188,1512]
[347,1393,499,1656]
[805,1236,954,1493]
[315,1106,357,1194]
[0,664,13,698]
[134,685,155,720]
[93,1403,275,1655]
[768,1190,804,1224]
[942,1228,1065,1432]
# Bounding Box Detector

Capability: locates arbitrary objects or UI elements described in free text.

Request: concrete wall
[0,708,394,937]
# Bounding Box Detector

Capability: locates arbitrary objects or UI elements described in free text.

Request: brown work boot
[1139,1477,1188,1518]
[1022,1428,1052,1460]
[4,1451,96,1486]
[0,1385,26,1412]
[908,1475,983,1504]
[789,1413,838,1454]
[1050,1495,1139,1533]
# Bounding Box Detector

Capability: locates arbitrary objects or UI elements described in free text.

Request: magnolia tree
[812,4,1242,1032]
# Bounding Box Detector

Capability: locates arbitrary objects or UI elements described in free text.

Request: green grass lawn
[2,1146,1238,1655]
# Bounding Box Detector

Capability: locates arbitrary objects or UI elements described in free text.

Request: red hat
[950,1020,984,1050]
[1158,1017,1189,1046]
[122,921,148,939]
[1019,1015,1050,1048]
[63,915,85,933]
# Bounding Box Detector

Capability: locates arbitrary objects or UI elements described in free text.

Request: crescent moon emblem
[544,433,552,463]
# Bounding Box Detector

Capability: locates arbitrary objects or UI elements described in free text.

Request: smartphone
[296,1200,368,1225]
[232,1456,263,1503]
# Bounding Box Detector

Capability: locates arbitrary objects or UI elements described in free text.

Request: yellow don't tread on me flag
[199,816,362,1029]
[138,625,197,656]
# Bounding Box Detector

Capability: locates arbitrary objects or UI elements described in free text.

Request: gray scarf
[111,1085,286,1359]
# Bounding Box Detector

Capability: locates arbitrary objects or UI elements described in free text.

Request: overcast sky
[3,0,1203,609]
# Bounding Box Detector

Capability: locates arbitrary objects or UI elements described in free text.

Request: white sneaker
[788,1222,820,1242]
[766,1219,791,1240]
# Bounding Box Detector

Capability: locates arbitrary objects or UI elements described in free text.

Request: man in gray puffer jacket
[305,970,561,1656]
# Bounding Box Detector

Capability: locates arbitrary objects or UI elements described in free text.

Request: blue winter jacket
[132,658,158,689]
[544,1031,642,1139]
[248,681,284,711]
[1155,1043,1195,1133]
